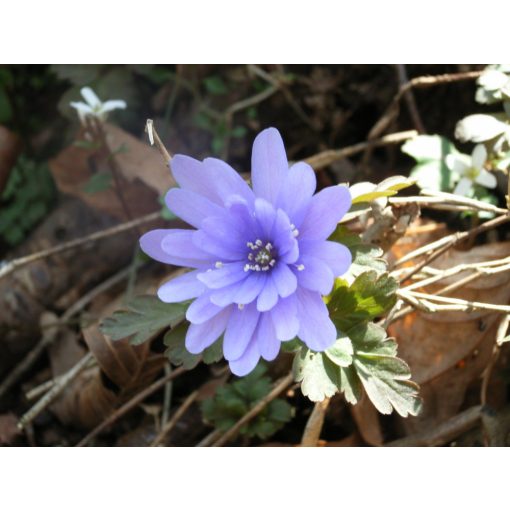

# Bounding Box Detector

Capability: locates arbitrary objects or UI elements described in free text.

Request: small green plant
[0,155,56,247]
[201,364,294,441]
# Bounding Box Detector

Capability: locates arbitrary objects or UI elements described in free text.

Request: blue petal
[223,303,260,361]
[295,288,337,351]
[295,254,335,294]
[271,263,298,298]
[271,209,299,263]
[185,292,224,324]
[165,188,223,229]
[185,306,232,354]
[157,270,205,303]
[140,229,212,268]
[196,262,247,289]
[299,240,352,277]
[251,128,288,204]
[277,161,316,228]
[254,198,276,238]
[255,313,280,361]
[232,272,267,305]
[193,228,246,261]
[270,294,299,341]
[299,185,351,240]
[257,276,279,311]
[170,155,223,204]
[229,337,261,376]
[203,158,255,205]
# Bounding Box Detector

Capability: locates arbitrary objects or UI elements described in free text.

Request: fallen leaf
[389,241,510,434]
[49,123,174,220]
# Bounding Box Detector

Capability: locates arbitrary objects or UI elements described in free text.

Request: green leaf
[293,348,340,402]
[230,125,247,138]
[202,364,294,440]
[455,114,509,143]
[163,322,201,369]
[402,134,457,162]
[0,155,56,247]
[100,295,188,345]
[347,322,421,417]
[203,76,228,95]
[163,322,223,368]
[83,172,113,194]
[325,336,353,367]
[402,135,457,192]
[329,226,387,282]
[339,365,362,404]
[293,321,422,416]
[350,176,415,205]
[328,271,398,331]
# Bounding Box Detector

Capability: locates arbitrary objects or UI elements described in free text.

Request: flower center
[466,166,480,180]
[244,240,276,272]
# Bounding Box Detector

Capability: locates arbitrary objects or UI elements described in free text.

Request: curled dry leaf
[49,276,168,430]
[389,241,510,435]
[49,123,174,220]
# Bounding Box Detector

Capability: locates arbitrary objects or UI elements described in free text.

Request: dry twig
[18,352,94,430]
[300,398,331,447]
[304,130,417,171]
[76,366,187,446]
[0,211,160,281]
[151,390,199,447]
[385,405,482,446]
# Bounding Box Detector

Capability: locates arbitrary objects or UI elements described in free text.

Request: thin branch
[300,398,331,447]
[384,405,482,446]
[395,64,426,133]
[420,189,508,215]
[304,129,417,171]
[0,211,160,281]
[212,373,294,447]
[398,213,510,284]
[398,290,510,314]
[151,390,198,447]
[76,366,187,447]
[145,119,172,165]
[367,70,483,143]
[18,352,94,430]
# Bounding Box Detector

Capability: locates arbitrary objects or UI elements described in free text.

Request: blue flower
[140,128,352,375]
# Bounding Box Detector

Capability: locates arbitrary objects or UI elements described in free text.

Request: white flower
[70,87,126,123]
[446,144,497,196]
[476,65,510,104]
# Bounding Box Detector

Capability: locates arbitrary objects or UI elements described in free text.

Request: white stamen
[292,228,299,237]
[238,303,244,310]
[215,261,223,268]
[265,242,273,250]
[255,239,263,247]
[244,264,250,272]
[269,259,276,267]
[254,265,261,271]
[248,253,253,260]
[296,264,305,271]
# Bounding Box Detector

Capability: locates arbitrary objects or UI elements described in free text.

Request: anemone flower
[140,128,352,375]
